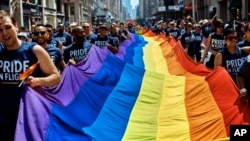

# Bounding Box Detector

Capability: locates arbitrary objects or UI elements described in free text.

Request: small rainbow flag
[18,62,39,87]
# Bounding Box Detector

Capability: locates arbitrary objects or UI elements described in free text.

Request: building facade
[138,0,248,24]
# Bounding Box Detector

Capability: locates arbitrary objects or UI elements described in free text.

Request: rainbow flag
[19,61,39,81]
[14,31,250,141]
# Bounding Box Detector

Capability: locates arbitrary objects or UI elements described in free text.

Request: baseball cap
[17,32,28,39]
[100,24,108,29]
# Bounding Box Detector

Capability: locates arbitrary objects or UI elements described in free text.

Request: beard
[75,35,84,43]
[37,39,47,45]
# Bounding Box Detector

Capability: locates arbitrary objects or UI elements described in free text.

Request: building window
[70,4,74,15]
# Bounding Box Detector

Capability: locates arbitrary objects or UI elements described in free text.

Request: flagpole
[233,20,235,30]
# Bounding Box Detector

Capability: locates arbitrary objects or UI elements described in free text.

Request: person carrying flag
[0,10,60,140]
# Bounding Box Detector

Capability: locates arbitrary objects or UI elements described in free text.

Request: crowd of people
[0,8,250,140]
[0,9,133,140]
[145,15,250,106]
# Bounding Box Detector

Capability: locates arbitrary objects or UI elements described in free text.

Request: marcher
[190,24,203,62]
[237,55,250,105]
[201,19,225,69]
[237,23,250,47]
[82,22,97,42]
[33,24,66,72]
[167,21,181,40]
[180,22,193,57]
[17,32,28,42]
[90,24,118,53]
[53,24,73,49]
[214,28,250,83]
[63,26,92,64]
[45,24,63,53]
[0,10,60,140]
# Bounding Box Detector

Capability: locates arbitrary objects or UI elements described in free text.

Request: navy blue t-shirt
[180,32,193,49]
[210,32,225,51]
[86,33,97,42]
[63,41,92,63]
[0,41,43,138]
[168,28,181,40]
[53,32,73,47]
[190,32,203,49]
[221,47,247,82]
[90,34,110,48]
[109,34,120,49]
[237,40,250,48]
[45,44,63,68]
[47,38,60,48]
[238,55,250,95]
[202,23,212,38]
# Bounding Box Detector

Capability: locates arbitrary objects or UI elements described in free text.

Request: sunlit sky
[131,0,139,8]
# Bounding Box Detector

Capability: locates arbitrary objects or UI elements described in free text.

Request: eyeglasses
[226,35,238,41]
[34,31,46,36]
[83,26,90,29]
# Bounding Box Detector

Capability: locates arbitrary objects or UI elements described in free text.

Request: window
[70,4,74,15]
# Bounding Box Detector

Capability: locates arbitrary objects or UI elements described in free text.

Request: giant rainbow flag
[14,30,250,141]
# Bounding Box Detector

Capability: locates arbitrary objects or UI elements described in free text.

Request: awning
[228,0,242,10]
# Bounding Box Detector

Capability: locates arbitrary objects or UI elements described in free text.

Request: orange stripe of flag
[19,62,39,80]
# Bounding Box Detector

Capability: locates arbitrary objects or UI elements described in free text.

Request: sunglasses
[83,26,90,29]
[217,25,224,28]
[47,30,52,33]
[18,36,26,39]
[34,31,46,36]
[226,36,238,41]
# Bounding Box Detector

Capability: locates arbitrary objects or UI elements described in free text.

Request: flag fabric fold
[14,31,250,141]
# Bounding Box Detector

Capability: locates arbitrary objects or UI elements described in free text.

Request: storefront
[23,3,43,30]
